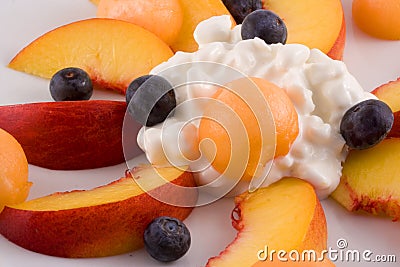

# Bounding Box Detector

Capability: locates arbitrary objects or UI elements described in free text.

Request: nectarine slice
[262,0,345,60]
[206,178,327,267]
[170,0,235,53]
[8,18,173,94]
[0,165,197,258]
[372,77,400,112]
[387,111,400,138]
[331,138,400,221]
[97,0,184,46]
[0,100,141,170]
[371,78,400,137]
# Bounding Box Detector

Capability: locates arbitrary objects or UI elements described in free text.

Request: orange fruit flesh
[170,0,235,52]
[9,166,186,211]
[372,78,400,112]
[8,18,173,94]
[0,128,31,212]
[352,0,400,40]
[263,0,343,54]
[198,77,299,181]
[97,0,183,45]
[206,178,325,267]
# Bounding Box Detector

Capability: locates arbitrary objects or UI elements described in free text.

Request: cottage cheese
[136,15,375,199]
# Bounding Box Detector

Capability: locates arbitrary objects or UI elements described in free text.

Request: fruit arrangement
[1,0,400,266]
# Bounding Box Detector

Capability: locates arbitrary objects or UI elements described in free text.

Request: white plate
[0,1,399,266]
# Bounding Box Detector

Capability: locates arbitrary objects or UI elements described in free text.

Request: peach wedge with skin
[206,178,328,267]
[0,165,198,258]
[372,77,400,112]
[97,0,184,46]
[331,138,400,221]
[262,0,346,60]
[170,0,235,53]
[371,78,400,137]
[0,100,141,170]
[8,18,173,94]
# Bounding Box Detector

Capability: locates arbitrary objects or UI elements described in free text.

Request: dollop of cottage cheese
[137,15,375,199]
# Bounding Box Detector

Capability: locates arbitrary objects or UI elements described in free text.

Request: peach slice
[387,112,400,138]
[371,78,400,137]
[97,0,184,46]
[372,78,400,112]
[0,100,141,170]
[8,18,173,94]
[262,0,346,60]
[0,165,198,258]
[170,0,235,53]
[206,178,328,267]
[331,138,400,221]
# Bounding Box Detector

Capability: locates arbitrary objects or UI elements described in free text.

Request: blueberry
[125,75,150,105]
[241,9,287,45]
[340,99,394,150]
[144,216,191,262]
[222,0,262,24]
[49,67,93,101]
[126,75,176,127]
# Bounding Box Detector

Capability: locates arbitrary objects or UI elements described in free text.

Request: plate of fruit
[1,0,400,266]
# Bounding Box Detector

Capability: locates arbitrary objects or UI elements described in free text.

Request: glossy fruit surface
[127,75,176,127]
[241,9,287,44]
[0,100,141,170]
[0,166,197,258]
[199,77,298,181]
[125,75,151,105]
[205,178,328,267]
[262,0,345,59]
[340,99,393,150]
[170,0,234,53]
[49,67,93,101]
[222,0,261,24]
[144,216,191,262]
[97,0,183,45]
[372,77,400,113]
[8,18,173,94]
[331,138,400,221]
[352,0,400,40]
[0,128,31,212]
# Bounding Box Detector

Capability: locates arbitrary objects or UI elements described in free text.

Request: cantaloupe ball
[198,77,299,181]
[352,0,400,40]
[0,128,31,212]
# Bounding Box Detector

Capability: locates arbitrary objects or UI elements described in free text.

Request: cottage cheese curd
[136,15,374,199]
